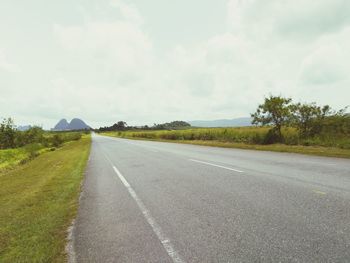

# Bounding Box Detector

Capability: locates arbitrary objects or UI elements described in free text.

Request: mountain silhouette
[67,118,90,130]
[53,119,69,130]
[17,125,32,131]
[52,118,90,131]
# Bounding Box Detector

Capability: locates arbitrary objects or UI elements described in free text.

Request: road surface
[72,134,350,262]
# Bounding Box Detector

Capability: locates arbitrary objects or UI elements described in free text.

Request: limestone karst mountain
[52,118,90,131]
[52,119,69,131]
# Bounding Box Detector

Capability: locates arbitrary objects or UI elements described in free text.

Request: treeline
[97,120,191,132]
[251,95,349,143]
[0,118,83,150]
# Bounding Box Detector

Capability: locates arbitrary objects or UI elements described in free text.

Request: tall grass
[0,132,85,171]
[104,126,350,149]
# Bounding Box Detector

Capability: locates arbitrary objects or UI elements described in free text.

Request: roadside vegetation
[99,96,350,158]
[0,134,91,262]
[0,118,87,170]
[98,120,191,131]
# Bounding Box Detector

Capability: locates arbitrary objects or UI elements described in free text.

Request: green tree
[0,118,17,149]
[115,121,127,130]
[251,95,293,141]
[291,103,324,137]
[23,126,44,144]
[311,106,349,136]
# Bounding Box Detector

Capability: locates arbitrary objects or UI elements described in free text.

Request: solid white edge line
[112,165,185,263]
[189,159,244,173]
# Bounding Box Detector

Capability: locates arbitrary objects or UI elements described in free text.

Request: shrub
[51,134,63,147]
[24,143,41,159]
[0,118,16,149]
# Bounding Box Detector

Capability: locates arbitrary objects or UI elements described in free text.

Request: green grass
[0,148,29,170]
[101,128,350,158]
[0,145,53,171]
[0,131,86,172]
[0,135,91,262]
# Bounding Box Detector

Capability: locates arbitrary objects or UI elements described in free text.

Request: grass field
[0,147,29,170]
[101,128,350,158]
[0,145,52,171]
[0,135,91,262]
[0,131,85,172]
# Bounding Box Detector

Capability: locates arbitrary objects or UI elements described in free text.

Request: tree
[310,106,348,136]
[165,121,191,129]
[23,126,44,144]
[0,117,16,149]
[291,103,324,137]
[251,95,292,141]
[115,121,127,130]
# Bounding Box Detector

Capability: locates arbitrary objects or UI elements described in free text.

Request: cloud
[53,21,152,72]
[110,0,143,26]
[0,49,20,73]
[166,0,350,114]
[3,0,350,128]
[300,43,345,85]
[227,0,350,40]
[50,0,350,127]
[300,25,350,84]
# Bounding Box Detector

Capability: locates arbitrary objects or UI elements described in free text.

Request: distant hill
[52,118,90,131]
[53,119,69,131]
[67,118,90,130]
[188,117,253,127]
[17,125,32,131]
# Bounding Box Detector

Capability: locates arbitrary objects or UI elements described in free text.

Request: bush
[23,126,44,144]
[262,128,282,144]
[62,133,82,142]
[24,143,41,159]
[0,118,16,149]
[51,134,63,147]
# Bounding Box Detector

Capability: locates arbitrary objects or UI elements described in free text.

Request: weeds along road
[72,133,350,262]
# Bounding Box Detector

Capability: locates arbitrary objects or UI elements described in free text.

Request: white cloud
[53,21,153,72]
[0,49,20,73]
[162,0,350,115]
[3,0,350,128]
[300,43,345,85]
[51,0,350,127]
[110,0,143,26]
[227,0,350,40]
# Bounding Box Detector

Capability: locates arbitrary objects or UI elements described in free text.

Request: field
[0,147,31,170]
[0,134,91,262]
[0,131,84,171]
[100,127,350,158]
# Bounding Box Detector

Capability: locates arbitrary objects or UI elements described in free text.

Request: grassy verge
[0,146,53,172]
[0,135,91,262]
[101,132,350,159]
[0,132,86,172]
[0,148,29,170]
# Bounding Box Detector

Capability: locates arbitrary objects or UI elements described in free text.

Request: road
[72,134,350,262]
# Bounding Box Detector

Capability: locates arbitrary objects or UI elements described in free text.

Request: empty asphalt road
[72,134,350,262]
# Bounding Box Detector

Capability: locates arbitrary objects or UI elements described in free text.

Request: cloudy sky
[1,0,349,129]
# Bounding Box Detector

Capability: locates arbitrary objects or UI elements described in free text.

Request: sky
[1,0,349,129]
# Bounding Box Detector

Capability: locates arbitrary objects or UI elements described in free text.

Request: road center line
[112,165,185,263]
[189,159,244,173]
